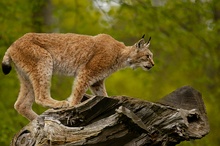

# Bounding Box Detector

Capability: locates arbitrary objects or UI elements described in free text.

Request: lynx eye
[146,55,150,58]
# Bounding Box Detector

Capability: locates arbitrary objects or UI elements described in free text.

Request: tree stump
[11,86,209,146]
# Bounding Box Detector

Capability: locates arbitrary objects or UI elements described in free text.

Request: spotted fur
[2,33,154,121]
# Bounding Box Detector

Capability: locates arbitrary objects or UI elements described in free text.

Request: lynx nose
[151,59,155,67]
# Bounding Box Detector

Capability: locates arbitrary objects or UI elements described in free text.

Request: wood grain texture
[11,86,209,146]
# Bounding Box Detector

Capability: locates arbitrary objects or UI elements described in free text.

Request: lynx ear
[136,39,145,49]
[145,37,151,47]
[136,36,145,49]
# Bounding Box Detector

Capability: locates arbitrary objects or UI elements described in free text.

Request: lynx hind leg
[14,71,38,121]
[90,79,108,97]
[30,51,69,109]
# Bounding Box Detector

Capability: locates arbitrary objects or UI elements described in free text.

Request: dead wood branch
[11,86,209,146]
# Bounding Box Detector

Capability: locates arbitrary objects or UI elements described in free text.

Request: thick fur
[2,33,154,121]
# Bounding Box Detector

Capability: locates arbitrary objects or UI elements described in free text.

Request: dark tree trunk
[31,0,54,32]
[11,86,209,146]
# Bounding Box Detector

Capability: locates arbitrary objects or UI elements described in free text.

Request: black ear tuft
[142,34,145,39]
[147,37,151,44]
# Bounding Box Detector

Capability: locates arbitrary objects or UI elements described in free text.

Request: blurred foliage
[0,0,219,145]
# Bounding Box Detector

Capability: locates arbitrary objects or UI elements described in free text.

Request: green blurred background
[0,0,219,145]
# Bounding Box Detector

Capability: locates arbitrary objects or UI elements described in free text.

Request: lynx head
[127,35,154,71]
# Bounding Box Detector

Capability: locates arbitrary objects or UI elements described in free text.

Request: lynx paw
[69,101,82,107]
[53,101,70,109]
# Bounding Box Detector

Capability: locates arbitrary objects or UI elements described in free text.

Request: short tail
[2,49,12,75]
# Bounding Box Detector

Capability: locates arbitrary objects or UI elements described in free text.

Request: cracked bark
[11,86,209,146]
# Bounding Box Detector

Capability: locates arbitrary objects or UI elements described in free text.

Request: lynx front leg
[68,75,90,106]
[90,79,108,97]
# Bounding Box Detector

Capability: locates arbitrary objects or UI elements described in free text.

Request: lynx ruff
[2,33,154,121]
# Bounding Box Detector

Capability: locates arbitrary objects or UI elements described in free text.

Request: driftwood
[11,86,209,146]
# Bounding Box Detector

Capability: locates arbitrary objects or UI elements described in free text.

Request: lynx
[2,33,154,121]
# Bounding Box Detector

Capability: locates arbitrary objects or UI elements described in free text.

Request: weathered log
[11,86,209,146]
